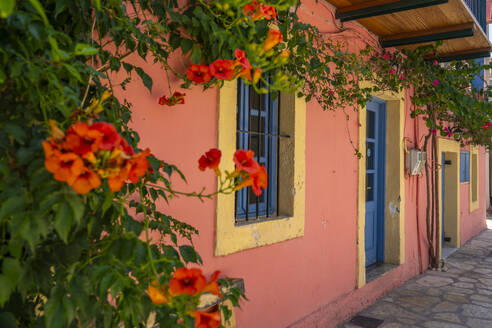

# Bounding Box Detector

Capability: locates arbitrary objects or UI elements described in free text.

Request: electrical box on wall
[406,149,426,175]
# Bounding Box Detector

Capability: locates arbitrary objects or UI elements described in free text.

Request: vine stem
[139,185,159,278]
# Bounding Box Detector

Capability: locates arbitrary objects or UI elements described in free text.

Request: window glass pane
[366,142,375,170]
[366,173,374,201]
[367,110,375,139]
[250,114,266,133]
[236,81,278,221]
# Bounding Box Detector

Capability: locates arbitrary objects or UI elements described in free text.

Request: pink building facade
[115,1,489,327]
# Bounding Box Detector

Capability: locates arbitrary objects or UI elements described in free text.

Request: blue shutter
[460,151,470,182]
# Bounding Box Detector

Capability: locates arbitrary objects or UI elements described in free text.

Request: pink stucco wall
[112,1,488,327]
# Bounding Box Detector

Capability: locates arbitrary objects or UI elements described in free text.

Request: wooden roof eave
[324,0,492,60]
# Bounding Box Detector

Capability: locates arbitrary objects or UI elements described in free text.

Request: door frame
[357,87,406,288]
[364,98,387,266]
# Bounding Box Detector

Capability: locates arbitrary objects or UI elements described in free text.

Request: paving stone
[426,288,442,296]
[398,296,440,308]
[452,282,474,289]
[423,321,466,328]
[462,304,492,319]
[416,276,454,287]
[443,294,469,303]
[440,286,475,295]
[433,312,462,324]
[457,277,476,283]
[432,301,458,312]
[478,289,492,296]
[470,295,492,303]
[466,318,492,328]
[478,278,492,286]
[380,323,403,328]
[365,303,424,320]
[341,227,492,328]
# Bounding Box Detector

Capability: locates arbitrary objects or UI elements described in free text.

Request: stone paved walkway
[342,220,492,328]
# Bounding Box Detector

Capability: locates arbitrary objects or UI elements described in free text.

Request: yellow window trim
[215,81,306,256]
[469,146,479,212]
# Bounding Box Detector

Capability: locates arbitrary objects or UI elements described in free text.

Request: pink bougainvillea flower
[433,80,440,86]
[383,53,391,60]
[431,129,437,135]
[433,60,439,65]
[262,29,283,51]
[198,148,222,171]
[209,59,236,80]
[389,68,396,74]
[444,127,453,137]
[483,123,492,129]
[186,64,212,84]
[399,75,405,80]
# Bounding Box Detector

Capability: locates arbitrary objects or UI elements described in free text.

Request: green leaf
[180,38,194,55]
[55,202,73,243]
[191,45,202,64]
[179,245,202,264]
[0,275,12,306]
[0,196,25,221]
[28,0,49,26]
[62,63,82,82]
[135,67,153,92]
[45,291,66,328]
[48,36,61,61]
[4,122,27,144]
[0,312,18,328]
[74,43,98,56]
[65,193,84,224]
[2,258,21,286]
[0,0,15,18]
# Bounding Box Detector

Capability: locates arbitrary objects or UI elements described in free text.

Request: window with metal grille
[235,80,288,224]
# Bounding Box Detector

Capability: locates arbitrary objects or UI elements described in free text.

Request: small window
[460,151,470,182]
[235,80,288,224]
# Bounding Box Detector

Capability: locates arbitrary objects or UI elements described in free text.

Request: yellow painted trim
[437,138,461,254]
[356,87,405,288]
[215,81,306,256]
[357,104,367,288]
[469,146,479,212]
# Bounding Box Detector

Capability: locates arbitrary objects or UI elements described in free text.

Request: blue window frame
[235,80,280,222]
[460,150,470,182]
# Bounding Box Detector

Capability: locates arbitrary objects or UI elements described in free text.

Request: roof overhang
[327,0,492,61]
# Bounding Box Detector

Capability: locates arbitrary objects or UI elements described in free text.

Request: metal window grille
[234,80,289,224]
[463,0,486,32]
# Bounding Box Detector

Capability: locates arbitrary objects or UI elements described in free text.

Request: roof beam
[434,47,491,62]
[381,23,475,47]
[335,0,449,22]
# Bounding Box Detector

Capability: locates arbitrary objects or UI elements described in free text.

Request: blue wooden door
[365,98,386,266]
[442,152,445,245]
